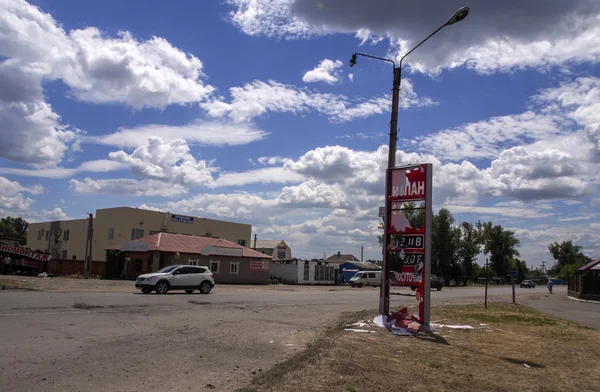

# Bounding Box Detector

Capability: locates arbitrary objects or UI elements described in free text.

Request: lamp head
[446,7,469,26]
[349,54,357,67]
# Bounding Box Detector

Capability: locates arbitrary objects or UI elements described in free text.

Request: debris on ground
[431,323,475,330]
[523,363,531,369]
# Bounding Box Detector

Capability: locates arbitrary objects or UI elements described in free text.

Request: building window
[149,230,160,235]
[108,228,114,240]
[237,239,246,246]
[131,228,144,240]
[230,262,240,275]
[45,231,49,240]
[209,260,220,274]
[37,230,43,240]
[63,230,70,241]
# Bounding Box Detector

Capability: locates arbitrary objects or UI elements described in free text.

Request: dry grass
[0,278,39,291]
[72,302,105,310]
[236,303,600,392]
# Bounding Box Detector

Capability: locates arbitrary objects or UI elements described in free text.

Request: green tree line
[0,216,29,245]
[379,204,525,284]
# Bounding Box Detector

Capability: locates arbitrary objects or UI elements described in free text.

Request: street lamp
[350,7,469,316]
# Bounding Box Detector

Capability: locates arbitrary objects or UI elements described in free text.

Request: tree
[377,201,424,247]
[431,208,461,285]
[511,258,529,282]
[456,222,482,281]
[0,216,29,245]
[480,223,520,279]
[548,241,592,279]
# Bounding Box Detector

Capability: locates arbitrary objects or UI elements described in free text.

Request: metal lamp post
[350,7,470,316]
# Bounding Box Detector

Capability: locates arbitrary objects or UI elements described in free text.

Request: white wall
[269,263,298,283]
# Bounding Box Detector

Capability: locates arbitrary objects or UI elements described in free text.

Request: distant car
[135,265,215,294]
[350,271,382,288]
[411,274,444,291]
[520,280,536,288]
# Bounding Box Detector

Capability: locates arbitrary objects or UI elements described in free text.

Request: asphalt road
[0,284,592,392]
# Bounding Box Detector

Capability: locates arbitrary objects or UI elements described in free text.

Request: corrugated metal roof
[578,258,600,271]
[107,233,271,259]
[253,240,284,249]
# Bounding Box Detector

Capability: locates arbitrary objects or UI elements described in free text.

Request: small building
[27,206,252,263]
[568,258,600,301]
[338,261,382,284]
[1,241,51,275]
[269,259,337,285]
[107,233,272,284]
[253,240,292,261]
[326,252,359,264]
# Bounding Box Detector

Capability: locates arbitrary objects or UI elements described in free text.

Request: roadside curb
[567,295,600,305]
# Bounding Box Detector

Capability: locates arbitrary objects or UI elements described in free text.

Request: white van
[350,271,382,288]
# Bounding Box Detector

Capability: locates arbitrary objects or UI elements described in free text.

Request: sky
[1,0,599,266]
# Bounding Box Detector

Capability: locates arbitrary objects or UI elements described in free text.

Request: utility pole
[485,258,489,309]
[84,213,93,278]
[361,246,364,262]
[253,234,257,250]
[541,261,546,275]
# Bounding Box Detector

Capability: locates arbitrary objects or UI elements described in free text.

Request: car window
[158,266,178,273]
[368,273,376,278]
[185,267,204,274]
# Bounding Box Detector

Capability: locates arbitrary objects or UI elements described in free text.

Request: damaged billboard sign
[385,163,432,326]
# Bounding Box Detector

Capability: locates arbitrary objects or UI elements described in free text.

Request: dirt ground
[237,303,600,392]
[0,275,357,293]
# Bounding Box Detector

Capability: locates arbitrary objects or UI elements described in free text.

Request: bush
[104,250,126,279]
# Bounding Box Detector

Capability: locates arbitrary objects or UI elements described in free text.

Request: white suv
[135,265,215,294]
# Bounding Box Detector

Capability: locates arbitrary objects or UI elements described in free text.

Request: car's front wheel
[199,281,212,294]
[437,285,443,291]
[155,281,170,294]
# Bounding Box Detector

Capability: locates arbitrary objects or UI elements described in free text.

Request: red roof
[578,258,600,271]
[107,233,271,259]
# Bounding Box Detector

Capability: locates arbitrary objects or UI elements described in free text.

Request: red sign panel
[384,164,432,325]
[249,261,269,272]
[0,243,50,261]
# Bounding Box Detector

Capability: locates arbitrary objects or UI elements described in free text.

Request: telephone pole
[84,213,93,278]
[361,246,364,262]
[484,258,489,309]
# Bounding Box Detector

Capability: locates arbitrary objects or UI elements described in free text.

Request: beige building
[27,207,252,262]
[252,240,292,261]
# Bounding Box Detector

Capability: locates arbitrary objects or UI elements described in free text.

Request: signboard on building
[171,214,194,224]
[0,243,50,261]
[384,163,432,325]
[250,261,269,272]
[201,246,243,257]
[120,241,149,252]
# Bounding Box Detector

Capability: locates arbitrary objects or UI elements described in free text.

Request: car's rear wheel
[437,285,442,291]
[357,283,363,288]
[156,281,169,294]
[142,288,152,294]
[411,286,416,291]
[185,289,194,294]
[200,281,212,294]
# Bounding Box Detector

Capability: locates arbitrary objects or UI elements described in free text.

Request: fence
[43,259,105,277]
[568,274,600,299]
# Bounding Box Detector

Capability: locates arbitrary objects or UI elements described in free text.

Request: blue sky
[1,0,599,265]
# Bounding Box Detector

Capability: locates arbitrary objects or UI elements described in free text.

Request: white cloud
[0,61,80,167]
[0,160,126,178]
[348,73,354,82]
[41,207,70,220]
[277,181,350,208]
[0,176,42,211]
[108,138,215,187]
[355,29,384,46]
[486,147,592,200]
[201,79,434,123]
[87,121,268,149]
[226,0,600,74]
[69,178,187,197]
[257,156,291,166]
[302,59,343,84]
[0,0,214,109]
[0,0,218,167]
[591,198,600,208]
[444,205,552,219]
[213,167,303,187]
[411,111,565,161]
